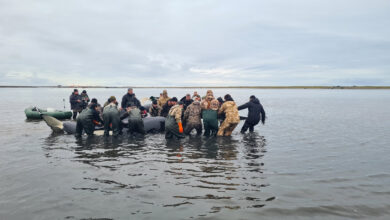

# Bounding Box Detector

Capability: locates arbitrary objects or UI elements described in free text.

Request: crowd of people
[69,88,266,139]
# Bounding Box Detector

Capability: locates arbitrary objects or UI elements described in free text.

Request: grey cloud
[0,0,389,86]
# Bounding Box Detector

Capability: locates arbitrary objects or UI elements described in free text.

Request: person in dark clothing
[161,99,174,117]
[238,95,266,133]
[149,100,162,117]
[180,94,194,110]
[127,104,145,135]
[103,96,121,137]
[81,90,90,109]
[69,89,83,120]
[216,97,225,126]
[88,98,103,120]
[121,88,141,109]
[75,104,103,138]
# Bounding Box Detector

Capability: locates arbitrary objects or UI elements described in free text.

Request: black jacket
[238,98,265,125]
[69,93,83,110]
[180,96,194,110]
[161,102,172,117]
[121,93,141,109]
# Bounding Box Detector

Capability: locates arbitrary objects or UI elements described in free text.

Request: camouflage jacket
[218,101,240,123]
[168,104,183,124]
[184,101,202,125]
[201,96,219,111]
[149,105,162,117]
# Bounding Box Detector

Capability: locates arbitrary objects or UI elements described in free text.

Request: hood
[251,98,260,104]
[192,101,200,105]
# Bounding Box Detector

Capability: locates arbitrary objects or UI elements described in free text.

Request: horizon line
[1,85,390,89]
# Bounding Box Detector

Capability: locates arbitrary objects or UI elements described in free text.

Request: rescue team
[70,88,266,139]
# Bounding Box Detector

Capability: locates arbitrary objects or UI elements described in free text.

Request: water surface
[0,88,389,220]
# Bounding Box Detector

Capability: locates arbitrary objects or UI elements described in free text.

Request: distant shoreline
[0,85,390,89]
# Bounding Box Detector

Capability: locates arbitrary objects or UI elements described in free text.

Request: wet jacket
[201,95,219,111]
[69,93,83,111]
[168,104,183,124]
[121,93,141,109]
[184,101,201,125]
[149,105,162,117]
[218,101,240,124]
[238,98,266,125]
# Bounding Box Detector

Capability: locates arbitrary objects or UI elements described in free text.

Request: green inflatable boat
[25,107,73,120]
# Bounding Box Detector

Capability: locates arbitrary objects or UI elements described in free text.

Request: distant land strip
[0,85,390,89]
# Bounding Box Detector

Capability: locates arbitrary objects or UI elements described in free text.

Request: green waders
[202,109,219,136]
[75,109,95,137]
[165,115,185,139]
[103,105,121,137]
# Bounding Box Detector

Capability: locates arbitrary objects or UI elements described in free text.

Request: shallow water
[0,88,390,220]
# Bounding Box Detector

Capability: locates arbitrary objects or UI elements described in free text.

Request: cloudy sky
[0,0,389,86]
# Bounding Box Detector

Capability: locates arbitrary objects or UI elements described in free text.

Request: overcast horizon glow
[1,0,389,86]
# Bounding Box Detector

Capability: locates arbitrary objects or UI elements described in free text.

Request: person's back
[219,101,239,124]
[127,107,145,134]
[165,99,185,139]
[103,98,121,136]
[76,104,102,137]
[217,95,240,136]
[184,101,202,135]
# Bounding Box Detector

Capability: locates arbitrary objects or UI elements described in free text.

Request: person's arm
[158,106,162,116]
[94,110,103,123]
[260,103,266,124]
[175,108,182,124]
[121,95,127,109]
[218,103,226,115]
[136,98,141,108]
[238,102,250,111]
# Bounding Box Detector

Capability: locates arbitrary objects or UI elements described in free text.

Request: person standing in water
[238,95,266,133]
[81,90,90,109]
[127,104,145,135]
[158,90,170,108]
[121,88,141,109]
[165,98,185,139]
[75,104,103,138]
[217,94,240,136]
[102,96,121,137]
[183,97,202,135]
[69,89,83,120]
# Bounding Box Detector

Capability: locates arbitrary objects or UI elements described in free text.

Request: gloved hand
[178,122,183,133]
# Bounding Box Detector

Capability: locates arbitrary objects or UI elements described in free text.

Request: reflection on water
[42,131,271,218]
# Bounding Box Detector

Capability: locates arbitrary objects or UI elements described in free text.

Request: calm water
[0,88,390,220]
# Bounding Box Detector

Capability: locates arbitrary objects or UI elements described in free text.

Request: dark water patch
[163,201,193,207]
[174,194,232,200]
